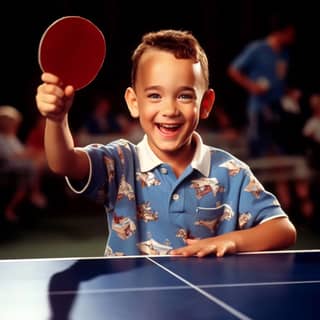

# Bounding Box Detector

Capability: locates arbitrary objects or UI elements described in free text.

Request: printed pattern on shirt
[69,137,287,256]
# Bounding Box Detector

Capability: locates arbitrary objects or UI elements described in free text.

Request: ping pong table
[0,249,319,320]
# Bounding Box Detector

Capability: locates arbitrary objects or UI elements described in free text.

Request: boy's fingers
[41,72,61,84]
[216,246,227,257]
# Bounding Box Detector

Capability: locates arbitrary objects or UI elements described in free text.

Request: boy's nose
[161,101,180,116]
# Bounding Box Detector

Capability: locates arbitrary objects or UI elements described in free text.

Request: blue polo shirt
[66,132,287,256]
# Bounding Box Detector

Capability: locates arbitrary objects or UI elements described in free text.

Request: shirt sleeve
[237,166,287,227]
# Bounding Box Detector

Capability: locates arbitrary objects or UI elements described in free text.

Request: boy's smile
[125,49,214,174]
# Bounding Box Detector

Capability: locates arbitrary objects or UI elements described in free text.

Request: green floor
[0,195,106,259]
[0,195,319,260]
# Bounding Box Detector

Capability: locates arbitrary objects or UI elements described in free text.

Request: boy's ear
[200,89,215,119]
[125,87,139,118]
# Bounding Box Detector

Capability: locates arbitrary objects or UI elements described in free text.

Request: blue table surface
[0,249,319,320]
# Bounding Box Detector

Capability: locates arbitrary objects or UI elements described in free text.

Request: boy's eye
[148,93,161,100]
[179,93,194,101]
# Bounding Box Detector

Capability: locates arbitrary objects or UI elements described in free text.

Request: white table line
[147,256,252,320]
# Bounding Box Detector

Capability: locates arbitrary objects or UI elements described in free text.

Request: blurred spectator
[281,87,302,115]
[227,14,296,157]
[227,15,316,223]
[0,106,47,222]
[209,106,241,140]
[25,115,47,166]
[26,115,45,149]
[81,93,128,135]
[278,87,315,220]
[278,87,305,155]
[199,105,248,159]
[303,93,320,171]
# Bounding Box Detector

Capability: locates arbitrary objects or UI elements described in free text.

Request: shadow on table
[47,257,143,320]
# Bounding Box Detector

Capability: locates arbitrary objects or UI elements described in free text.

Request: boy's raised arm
[35,72,89,180]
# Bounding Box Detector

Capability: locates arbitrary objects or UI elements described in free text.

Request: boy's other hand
[170,237,237,258]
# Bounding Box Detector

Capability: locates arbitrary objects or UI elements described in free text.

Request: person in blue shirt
[35,29,296,257]
[227,17,296,157]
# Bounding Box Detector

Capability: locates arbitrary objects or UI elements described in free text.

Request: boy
[35,29,296,257]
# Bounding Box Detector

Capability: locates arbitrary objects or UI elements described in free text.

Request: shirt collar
[136,132,211,177]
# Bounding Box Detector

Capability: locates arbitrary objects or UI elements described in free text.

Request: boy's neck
[152,137,196,178]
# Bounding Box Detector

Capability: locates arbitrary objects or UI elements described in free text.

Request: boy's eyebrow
[144,85,196,92]
[178,86,196,92]
[144,85,162,92]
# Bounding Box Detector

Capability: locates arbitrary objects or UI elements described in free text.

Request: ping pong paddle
[38,16,106,90]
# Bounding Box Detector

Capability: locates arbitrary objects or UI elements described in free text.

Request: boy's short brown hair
[130,29,209,89]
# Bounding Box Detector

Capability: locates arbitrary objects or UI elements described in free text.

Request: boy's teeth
[160,124,178,129]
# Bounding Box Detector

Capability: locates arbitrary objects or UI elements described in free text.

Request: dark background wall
[1,0,319,136]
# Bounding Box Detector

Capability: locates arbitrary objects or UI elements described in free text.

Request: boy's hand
[35,72,75,122]
[170,236,237,258]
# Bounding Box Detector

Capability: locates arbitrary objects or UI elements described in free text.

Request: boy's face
[125,49,214,160]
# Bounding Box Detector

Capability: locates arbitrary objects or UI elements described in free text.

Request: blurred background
[0,0,319,259]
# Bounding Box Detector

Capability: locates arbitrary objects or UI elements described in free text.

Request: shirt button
[160,167,168,174]
[172,193,179,201]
